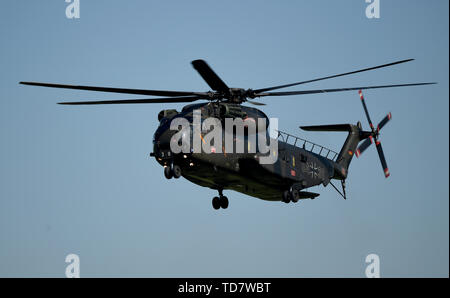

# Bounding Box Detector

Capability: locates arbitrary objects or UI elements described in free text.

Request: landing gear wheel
[164,166,173,179]
[212,196,221,210]
[220,196,229,209]
[282,190,291,203]
[291,189,299,203]
[172,164,181,179]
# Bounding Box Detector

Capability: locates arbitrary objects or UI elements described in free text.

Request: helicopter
[20,59,435,210]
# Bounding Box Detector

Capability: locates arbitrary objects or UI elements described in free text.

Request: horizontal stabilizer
[300,124,354,132]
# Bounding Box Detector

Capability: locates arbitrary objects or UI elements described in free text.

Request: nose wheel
[164,164,182,179]
[212,189,229,210]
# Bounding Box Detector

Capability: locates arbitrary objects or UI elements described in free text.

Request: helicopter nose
[153,128,187,160]
[154,130,173,152]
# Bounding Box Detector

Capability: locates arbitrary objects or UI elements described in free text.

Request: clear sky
[0,1,448,277]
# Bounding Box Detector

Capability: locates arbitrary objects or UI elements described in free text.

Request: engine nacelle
[158,109,178,122]
[219,103,247,119]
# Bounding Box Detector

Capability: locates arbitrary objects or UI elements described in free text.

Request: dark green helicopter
[20,59,435,210]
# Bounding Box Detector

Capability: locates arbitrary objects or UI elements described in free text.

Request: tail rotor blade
[355,136,374,157]
[377,112,392,132]
[358,90,374,131]
[375,141,390,178]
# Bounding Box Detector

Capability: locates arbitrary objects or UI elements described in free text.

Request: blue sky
[0,1,448,277]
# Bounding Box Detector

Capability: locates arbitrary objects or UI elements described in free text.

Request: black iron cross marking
[307,162,320,179]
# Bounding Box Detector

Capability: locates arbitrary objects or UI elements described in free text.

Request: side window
[282,151,290,163]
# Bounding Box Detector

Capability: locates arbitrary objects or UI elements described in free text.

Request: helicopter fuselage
[152,102,346,202]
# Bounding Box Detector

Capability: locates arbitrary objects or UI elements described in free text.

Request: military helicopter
[20,59,435,210]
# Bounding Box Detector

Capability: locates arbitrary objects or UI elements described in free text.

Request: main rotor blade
[246,100,266,106]
[255,82,436,97]
[377,112,392,132]
[375,141,390,178]
[254,59,415,93]
[191,60,229,93]
[20,82,208,97]
[58,96,205,105]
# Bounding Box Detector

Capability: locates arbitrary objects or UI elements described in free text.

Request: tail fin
[301,122,367,178]
[301,90,396,179]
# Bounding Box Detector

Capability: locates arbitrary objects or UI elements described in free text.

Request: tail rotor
[355,90,392,178]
